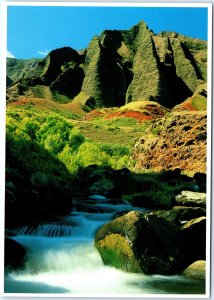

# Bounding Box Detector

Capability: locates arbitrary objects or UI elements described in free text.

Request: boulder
[172,206,206,223]
[180,217,206,266]
[175,191,206,208]
[151,210,180,225]
[151,206,206,227]
[159,168,182,182]
[95,211,184,275]
[5,202,58,228]
[130,193,158,208]
[182,260,206,280]
[38,185,72,215]
[193,172,206,192]
[5,238,27,270]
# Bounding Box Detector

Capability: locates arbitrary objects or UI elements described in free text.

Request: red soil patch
[173,98,196,112]
[8,97,32,106]
[180,100,195,111]
[83,109,106,121]
[105,110,153,122]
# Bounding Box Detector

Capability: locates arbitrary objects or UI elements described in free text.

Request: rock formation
[132,111,207,173]
[6,20,207,109]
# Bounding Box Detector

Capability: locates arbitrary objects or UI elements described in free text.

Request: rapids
[5,196,205,295]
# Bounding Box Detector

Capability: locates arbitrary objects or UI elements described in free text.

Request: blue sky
[7,6,208,59]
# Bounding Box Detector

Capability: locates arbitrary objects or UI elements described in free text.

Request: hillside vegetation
[6,106,132,186]
[6,19,208,180]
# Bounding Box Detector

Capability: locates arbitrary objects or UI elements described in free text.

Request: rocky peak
[42,47,82,85]
[6,20,207,109]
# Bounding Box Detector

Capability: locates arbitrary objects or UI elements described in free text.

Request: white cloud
[7,50,15,58]
[38,49,50,56]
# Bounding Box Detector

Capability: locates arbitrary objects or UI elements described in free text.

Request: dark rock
[180,217,206,266]
[43,47,82,85]
[5,202,58,228]
[5,181,16,193]
[5,188,16,206]
[172,206,206,222]
[95,211,184,275]
[193,172,206,192]
[6,76,13,87]
[151,210,180,225]
[5,238,27,269]
[182,125,192,131]
[39,185,72,215]
[196,132,206,141]
[30,172,50,189]
[132,193,155,208]
[108,173,159,198]
[159,168,181,181]
[50,65,84,98]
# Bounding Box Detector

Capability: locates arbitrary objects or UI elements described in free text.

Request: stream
[5,196,205,295]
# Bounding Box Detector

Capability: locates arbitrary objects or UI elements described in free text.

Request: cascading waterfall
[5,197,205,295]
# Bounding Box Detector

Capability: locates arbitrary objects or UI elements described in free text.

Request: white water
[5,198,205,295]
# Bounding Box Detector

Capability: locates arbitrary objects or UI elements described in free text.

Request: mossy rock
[95,211,184,275]
[95,233,141,272]
[182,260,206,280]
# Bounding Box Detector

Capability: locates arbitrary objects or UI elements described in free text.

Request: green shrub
[6,106,131,179]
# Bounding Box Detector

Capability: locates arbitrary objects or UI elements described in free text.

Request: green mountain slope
[6,20,207,110]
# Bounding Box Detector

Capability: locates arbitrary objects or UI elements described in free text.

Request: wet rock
[175,191,206,208]
[39,185,72,215]
[5,202,58,228]
[182,260,206,280]
[193,172,206,192]
[151,210,180,225]
[180,217,206,266]
[95,211,184,275]
[131,193,157,208]
[31,172,50,189]
[172,206,206,222]
[5,238,27,270]
[152,205,206,227]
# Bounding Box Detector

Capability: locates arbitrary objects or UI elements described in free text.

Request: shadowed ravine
[5,197,205,295]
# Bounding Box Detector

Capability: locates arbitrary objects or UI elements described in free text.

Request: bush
[6,106,131,179]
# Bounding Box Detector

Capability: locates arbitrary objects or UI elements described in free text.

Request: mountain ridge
[6,19,207,110]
